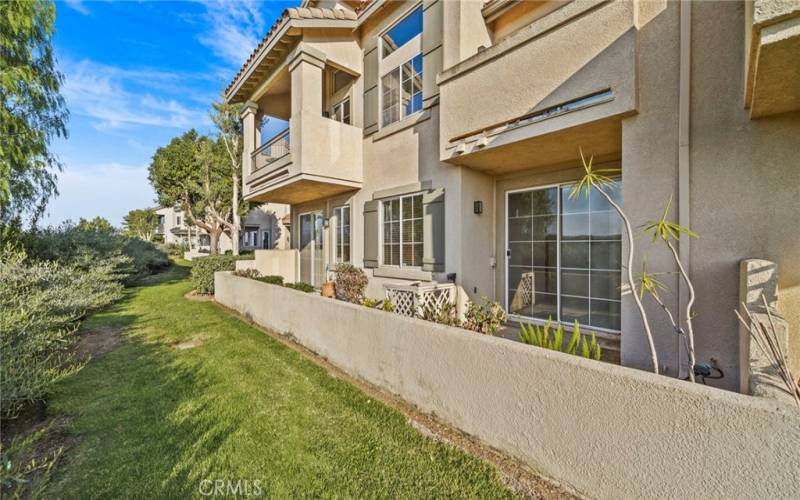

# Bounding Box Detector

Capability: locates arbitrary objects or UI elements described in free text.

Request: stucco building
[224,0,800,391]
[155,204,290,254]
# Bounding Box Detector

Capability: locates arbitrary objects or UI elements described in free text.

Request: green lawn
[45,262,515,498]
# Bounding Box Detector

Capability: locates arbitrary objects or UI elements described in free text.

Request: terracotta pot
[321,281,336,298]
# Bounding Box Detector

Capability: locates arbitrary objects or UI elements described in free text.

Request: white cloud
[64,0,90,15]
[61,59,213,130]
[197,0,267,68]
[42,163,157,228]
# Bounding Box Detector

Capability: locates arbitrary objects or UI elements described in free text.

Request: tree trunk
[231,173,240,255]
[209,226,221,255]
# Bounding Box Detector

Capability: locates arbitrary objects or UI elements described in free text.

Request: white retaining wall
[215,272,800,499]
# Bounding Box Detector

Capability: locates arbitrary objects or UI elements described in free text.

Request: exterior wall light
[474,200,483,215]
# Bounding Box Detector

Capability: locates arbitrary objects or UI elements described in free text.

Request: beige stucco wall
[216,272,800,499]
[235,0,800,387]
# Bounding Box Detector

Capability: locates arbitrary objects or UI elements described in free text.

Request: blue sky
[45,0,295,227]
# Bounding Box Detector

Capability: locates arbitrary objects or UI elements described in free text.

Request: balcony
[253,128,290,171]
[744,0,800,118]
[437,0,638,174]
[240,44,363,205]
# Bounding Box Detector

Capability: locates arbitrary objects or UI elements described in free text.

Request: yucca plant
[519,318,601,360]
[572,150,657,372]
[642,195,699,381]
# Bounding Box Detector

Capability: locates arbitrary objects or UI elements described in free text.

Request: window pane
[412,218,423,244]
[590,211,621,240]
[530,188,558,215]
[531,215,558,241]
[561,185,589,214]
[590,181,621,211]
[561,213,590,241]
[381,69,400,126]
[561,296,590,325]
[532,268,558,294]
[532,242,558,268]
[508,216,531,242]
[561,241,590,269]
[412,194,422,218]
[402,195,413,218]
[591,299,621,330]
[591,270,620,300]
[529,293,558,321]
[381,6,422,57]
[590,241,621,270]
[508,191,531,217]
[509,242,531,266]
[561,269,589,297]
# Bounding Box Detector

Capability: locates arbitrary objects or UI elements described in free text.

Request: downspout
[678,0,692,379]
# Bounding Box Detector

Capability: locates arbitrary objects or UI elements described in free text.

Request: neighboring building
[224,0,800,390]
[155,204,290,253]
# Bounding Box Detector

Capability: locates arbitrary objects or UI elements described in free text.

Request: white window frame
[379,192,424,269]
[378,3,423,129]
[331,97,351,125]
[333,205,351,264]
[504,180,623,335]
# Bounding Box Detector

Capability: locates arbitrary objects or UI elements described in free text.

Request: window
[176,215,181,226]
[380,5,423,127]
[381,55,422,126]
[241,227,259,247]
[381,6,422,57]
[382,193,423,267]
[331,98,351,125]
[334,205,351,263]
[507,180,622,332]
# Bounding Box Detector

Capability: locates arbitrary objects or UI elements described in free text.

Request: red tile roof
[225,7,358,99]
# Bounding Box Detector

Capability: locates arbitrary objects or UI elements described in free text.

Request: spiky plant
[571,150,658,373]
[642,195,698,381]
[519,318,601,360]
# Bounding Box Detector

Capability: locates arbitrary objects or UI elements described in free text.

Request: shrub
[463,297,507,335]
[20,221,168,284]
[190,255,252,294]
[332,263,368,303]
[519,318,601,360]
[418,301,459,327]
[162,242,187,257]
[256,275,284,286]
[362,297,395,312]
[0,250,125,418]
[233,268,261,279]
[284,282,315,293]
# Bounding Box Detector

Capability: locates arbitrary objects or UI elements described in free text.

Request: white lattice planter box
[383,281,456,317]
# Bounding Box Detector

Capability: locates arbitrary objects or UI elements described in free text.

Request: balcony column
[241,101,259,180]
[288,45,326,169]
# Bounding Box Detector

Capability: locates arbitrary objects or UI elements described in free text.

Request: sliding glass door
[299,211,324,287]
[506,181,622,332]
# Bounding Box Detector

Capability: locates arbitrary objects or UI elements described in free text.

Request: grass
[42,262,515,498]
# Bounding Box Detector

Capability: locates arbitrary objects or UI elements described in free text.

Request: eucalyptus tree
[0,0,69,232]
[148,130,230,254]
[210,99,249,255]
[123,208,158,241]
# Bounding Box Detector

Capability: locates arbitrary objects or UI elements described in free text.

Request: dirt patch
[216,303,582,499]
[1,413,77,499]
[184,290,214,302]
[74,326,124,361]
[173,337,205,350]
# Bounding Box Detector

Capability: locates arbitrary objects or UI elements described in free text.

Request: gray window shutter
[422,188,445,272]
[363,42,379,137]
[363,200,379,268]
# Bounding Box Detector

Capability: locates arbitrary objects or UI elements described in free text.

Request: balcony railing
[252,128,290,171]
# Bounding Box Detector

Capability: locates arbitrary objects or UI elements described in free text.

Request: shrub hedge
[191,255,254,294]
[0,250,125,418]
